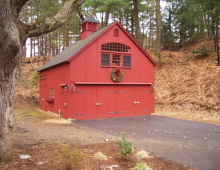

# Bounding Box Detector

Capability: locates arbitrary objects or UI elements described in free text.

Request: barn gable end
[69,23,156,83]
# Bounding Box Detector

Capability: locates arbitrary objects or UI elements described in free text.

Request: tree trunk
[30,38,33,57]
[130,4,134,37]
[56,33,59,55]
[48,33,51,61]
[0,51,22,162]
[33,37,36,57]
[41,35,44,56]
[212,18,216,51]
[45,35,48,57]
[149,15,152,49]
[101,11,104,28]
[216,11,219,66]
[133,0,141,44]
[125,9,129,30]
[78,7,85,22]
[0,0,86,162]
[155,0,161,53]
[103,5,111,27]
[0,1,24,162]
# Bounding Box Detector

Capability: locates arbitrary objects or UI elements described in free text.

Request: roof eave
[67,23,115,63]
[115,21,158,67]
[38,61,69,72]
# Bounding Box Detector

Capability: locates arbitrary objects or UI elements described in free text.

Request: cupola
[81,15,99,40]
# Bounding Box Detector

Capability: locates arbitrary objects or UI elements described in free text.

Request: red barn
[38,15,158,120]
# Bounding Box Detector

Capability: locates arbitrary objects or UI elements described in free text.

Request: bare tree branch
[16,0,30,14]
[78,7,85,22]
[28,0,86,37]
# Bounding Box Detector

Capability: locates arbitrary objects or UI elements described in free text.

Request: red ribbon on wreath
[116,69,120,76]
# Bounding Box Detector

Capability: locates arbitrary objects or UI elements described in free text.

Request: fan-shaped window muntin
[101,43,130,53]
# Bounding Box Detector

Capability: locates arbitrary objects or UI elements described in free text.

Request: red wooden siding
[39,63,70,118]
[70,24,155,85]
[39,21,156,120]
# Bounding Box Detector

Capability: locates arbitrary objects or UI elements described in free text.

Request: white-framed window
[123,55,131,67]
[101,43,131,67]
[101,54,131,67]
[101,54,110,66]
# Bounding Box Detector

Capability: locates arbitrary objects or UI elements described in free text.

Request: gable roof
[38,21,157,72]
[38,23,114,71]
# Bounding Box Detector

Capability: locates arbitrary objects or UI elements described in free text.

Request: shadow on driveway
[74,115,220,170]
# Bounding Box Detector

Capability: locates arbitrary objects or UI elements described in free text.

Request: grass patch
[135,150,152,159]
[14,109,27,114]
[94,152,108,160]
[132,162,152,170]
[26,110,45,117]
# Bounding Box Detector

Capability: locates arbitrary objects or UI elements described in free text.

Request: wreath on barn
[111,68,123,82]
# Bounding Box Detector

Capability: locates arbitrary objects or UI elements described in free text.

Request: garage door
[73,84,152,120]
[96,85,135,119]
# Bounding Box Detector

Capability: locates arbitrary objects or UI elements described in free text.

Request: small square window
[123,55,131,67]
[112,55,120,66]
[101,54,110,66]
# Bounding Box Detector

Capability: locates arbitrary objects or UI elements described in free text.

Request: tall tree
[0,0,86,162]
[133,0,141,44]
[155,0,161,53]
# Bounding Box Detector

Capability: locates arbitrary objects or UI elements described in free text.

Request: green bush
[190,45,212,57]
[60,145,86,169]
[32,72,39,86]
[116,133,133,159]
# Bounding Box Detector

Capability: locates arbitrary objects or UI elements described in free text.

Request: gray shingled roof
[82,14,99,24]
[38,22,114,72]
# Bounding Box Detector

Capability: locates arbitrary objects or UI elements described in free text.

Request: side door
[96,85,116,119]
[134,85,151,116]
[75,85,97,120]
[116,85,135,117]
[59,86,67,118]
[40,82,48,111]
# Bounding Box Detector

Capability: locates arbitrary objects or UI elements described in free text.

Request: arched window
[101,43,130,53]
[114,29,119,36]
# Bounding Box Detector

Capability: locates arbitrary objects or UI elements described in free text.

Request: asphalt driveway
[74,115,220,170]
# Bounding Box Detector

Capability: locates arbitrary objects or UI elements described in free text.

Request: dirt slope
[15,38,220,122]
[148,38,220,120]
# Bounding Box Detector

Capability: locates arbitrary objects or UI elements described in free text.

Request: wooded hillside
[14,0,220,122]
